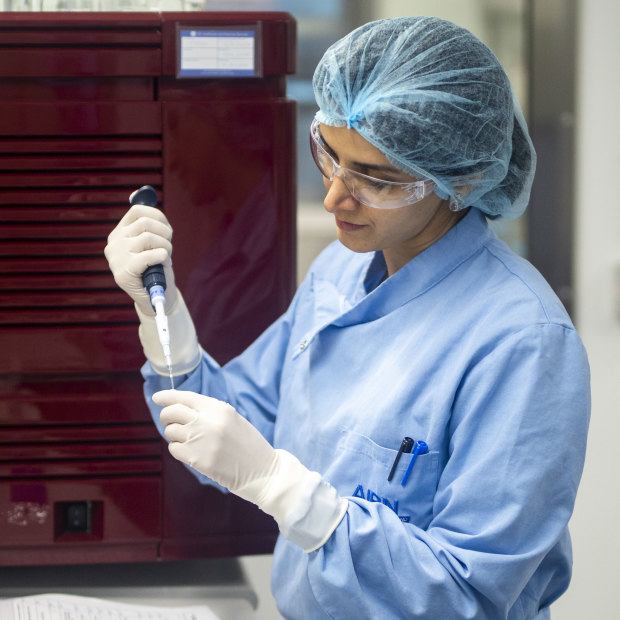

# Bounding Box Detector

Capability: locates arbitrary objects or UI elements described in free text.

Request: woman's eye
[321,143,339,163]
[363,178,393,193]
[366,178,386,189]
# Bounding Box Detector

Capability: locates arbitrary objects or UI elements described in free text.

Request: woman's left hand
[154,389,278,494]
[153,389,348,552]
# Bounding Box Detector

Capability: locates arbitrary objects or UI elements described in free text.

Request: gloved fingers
[106,207,170,255]
[127,246,170,277]
[168,441,196,468]
[162,421,190,443]
[153,389,226,412]
[106,205,172,258]
[106,229,172,267]
[123,228,173,256]
[159,402,199,427]
[105,222,172,278]
[105,212,176,310]
[109,247,169,283]
[124,218,173,247]
[153,389,281,494]
[116,203,172,232]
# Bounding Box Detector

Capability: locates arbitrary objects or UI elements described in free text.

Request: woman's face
[319,123,462,276]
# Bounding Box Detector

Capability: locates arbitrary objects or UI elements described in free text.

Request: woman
[105,17,590,619]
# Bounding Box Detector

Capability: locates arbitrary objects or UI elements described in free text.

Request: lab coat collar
[337,209,491,326]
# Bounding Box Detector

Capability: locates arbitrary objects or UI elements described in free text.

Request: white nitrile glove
[154,390,348,552]
[104,204,177,316]
[105,204,201,375]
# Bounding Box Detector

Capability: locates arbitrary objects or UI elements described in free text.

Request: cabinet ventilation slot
[0,135,162,328]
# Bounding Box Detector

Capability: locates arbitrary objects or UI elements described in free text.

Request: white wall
[551,0,620,617]
[369,0,488,39]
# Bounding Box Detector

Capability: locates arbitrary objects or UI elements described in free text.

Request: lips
[335,218,366,232]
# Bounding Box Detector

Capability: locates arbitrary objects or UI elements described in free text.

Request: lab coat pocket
[331,429,440,529]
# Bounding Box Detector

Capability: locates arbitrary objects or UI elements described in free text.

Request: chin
[336,232,375,254]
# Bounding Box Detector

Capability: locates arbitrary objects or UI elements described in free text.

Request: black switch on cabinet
[64,501,91,533]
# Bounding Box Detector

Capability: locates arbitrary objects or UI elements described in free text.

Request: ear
[448,173,483,210]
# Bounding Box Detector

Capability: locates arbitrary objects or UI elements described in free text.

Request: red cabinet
[0,11,296,566]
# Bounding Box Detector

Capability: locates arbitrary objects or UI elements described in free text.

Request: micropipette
[129,185,174,389]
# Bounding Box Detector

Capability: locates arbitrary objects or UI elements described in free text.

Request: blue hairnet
[312,16,536,219]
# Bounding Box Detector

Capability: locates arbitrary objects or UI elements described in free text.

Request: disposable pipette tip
[166,357,174,390]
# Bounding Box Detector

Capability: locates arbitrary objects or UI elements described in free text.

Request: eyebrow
[352,161,402,174]
[319,129,402,175]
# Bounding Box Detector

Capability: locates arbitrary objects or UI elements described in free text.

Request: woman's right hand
[104,204,178,316]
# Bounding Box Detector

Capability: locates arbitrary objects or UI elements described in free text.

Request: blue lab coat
[144,209,590,619]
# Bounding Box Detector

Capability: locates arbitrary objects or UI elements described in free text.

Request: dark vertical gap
[527,0,577,317]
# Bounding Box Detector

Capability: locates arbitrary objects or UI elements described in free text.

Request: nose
[323,175,358,213]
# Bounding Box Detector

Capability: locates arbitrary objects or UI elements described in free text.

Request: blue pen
[401,440,428,487]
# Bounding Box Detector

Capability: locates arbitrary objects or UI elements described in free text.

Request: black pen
[388,437,414,482]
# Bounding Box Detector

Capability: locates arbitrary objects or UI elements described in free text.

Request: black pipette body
[128,185,174,388]
[129,185,166,296]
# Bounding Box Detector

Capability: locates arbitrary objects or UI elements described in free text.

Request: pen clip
[387,436,414,482]
[401,440,429,487]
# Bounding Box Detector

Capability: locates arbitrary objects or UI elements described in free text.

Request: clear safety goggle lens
[309,119,435,209]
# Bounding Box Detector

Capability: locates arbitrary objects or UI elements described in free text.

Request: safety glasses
[309,119,435,209]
